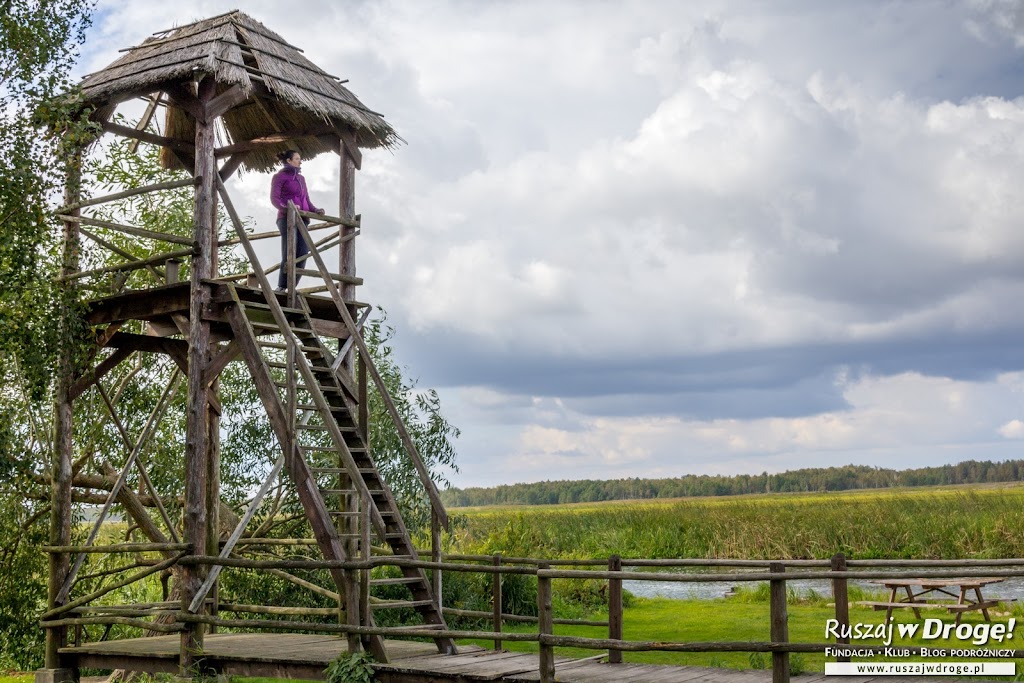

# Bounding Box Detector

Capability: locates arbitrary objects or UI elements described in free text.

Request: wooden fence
[40,549,1024,683]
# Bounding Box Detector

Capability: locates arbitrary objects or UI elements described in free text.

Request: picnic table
[860,578,1007,625]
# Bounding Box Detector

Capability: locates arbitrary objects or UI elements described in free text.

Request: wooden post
[492,554,502,650]
[181,76,217,677]
[166,259,181,284]
[608,554,623,664]
[830,553,850,662]
[537,564,554,683]
[358,357,368,445]
[46,147,82,672]
[769,562,789,683]
[286,203,298,302]
[338,140,356,376]
[431,509,442,613]
[359,496,370,650]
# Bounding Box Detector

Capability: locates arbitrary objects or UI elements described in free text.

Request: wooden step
[267,361,333,373]
[258,341,321,353]
[251,323,317,335]
[273,381,342,394]
[296,403,346,413]
[244,302,306,315]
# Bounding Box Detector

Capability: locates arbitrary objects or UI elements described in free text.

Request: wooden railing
[41,551,1024,682]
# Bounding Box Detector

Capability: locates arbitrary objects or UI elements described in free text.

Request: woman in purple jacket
[270,149,325,290]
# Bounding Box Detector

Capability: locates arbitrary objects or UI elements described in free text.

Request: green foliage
[365,310,459,533]
[324,651,375,683]
[454,486,1024,559]
[747,651,767,669]
[0,0,96,399]
[0,0,94,670]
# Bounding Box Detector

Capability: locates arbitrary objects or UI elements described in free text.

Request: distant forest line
[442,459,1024,507]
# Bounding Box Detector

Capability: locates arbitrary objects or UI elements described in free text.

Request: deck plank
[58,634,956,683]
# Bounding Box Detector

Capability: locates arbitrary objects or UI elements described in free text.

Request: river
[622,567,1024,602]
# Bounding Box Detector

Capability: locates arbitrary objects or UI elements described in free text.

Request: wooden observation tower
[42,10,452,678]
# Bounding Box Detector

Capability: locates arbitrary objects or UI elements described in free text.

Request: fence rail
[41,550,1024,683]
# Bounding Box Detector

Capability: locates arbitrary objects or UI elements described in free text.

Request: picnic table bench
[859,578,1008,625]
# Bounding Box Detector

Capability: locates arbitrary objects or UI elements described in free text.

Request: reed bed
[452,485,1024,560]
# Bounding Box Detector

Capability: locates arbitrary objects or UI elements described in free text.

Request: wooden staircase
[217,189,456,661]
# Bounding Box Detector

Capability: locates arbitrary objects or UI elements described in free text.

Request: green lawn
[0,675,33,683]
[459,597,1024,674]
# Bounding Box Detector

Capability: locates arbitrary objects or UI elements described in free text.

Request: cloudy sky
[79,1,1024,487]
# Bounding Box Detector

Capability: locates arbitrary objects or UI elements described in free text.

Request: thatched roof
[79,10,400,171]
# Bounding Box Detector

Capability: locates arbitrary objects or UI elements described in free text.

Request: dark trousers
[277,214,310,289]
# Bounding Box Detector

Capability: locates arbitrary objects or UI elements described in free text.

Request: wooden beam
[86,285,190,326]
[127,93,162,154]
[204,341,240,386]
[68,347,133,401]
[101,120,191,153]
[162,81,205,122]
[59,177,197,213]
[214,125,339,157]
[218,152,249,181]
[60,247,194,282]
[206,84,250,121]
[64,214,193,245]
[107,332,188,368]
[338,129,362,170]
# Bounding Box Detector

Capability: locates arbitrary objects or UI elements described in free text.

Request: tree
[0,1,94,668]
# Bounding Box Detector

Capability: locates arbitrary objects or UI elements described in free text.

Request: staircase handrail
[289,202,450,531]
[215,179,387,535]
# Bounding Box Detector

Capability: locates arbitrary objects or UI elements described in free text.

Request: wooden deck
[61,633,955,682]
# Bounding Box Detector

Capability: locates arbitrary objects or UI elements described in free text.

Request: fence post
[537,563,555,683]
[770,562,789,683]
[831,553,850,662]
[493,554,503,650]
[608,554,623,664]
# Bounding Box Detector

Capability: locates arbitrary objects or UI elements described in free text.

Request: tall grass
[452,486,1024,559]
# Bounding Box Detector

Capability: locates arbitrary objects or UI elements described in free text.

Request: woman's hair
[277,149,299,164]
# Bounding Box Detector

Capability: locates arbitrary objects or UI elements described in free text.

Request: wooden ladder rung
[266,361,332,373]
[296,403,346,412]
[319,488,356,495]
[260,341,321,353]
[245,302,306,314]
[273,382,341,394]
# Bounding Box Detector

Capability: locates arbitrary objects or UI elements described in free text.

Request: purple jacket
[270,165,319,218]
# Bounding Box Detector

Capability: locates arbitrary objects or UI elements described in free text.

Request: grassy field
[448,483,1024,559]
[459,594,1024,673]
[9,485,1024,678]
